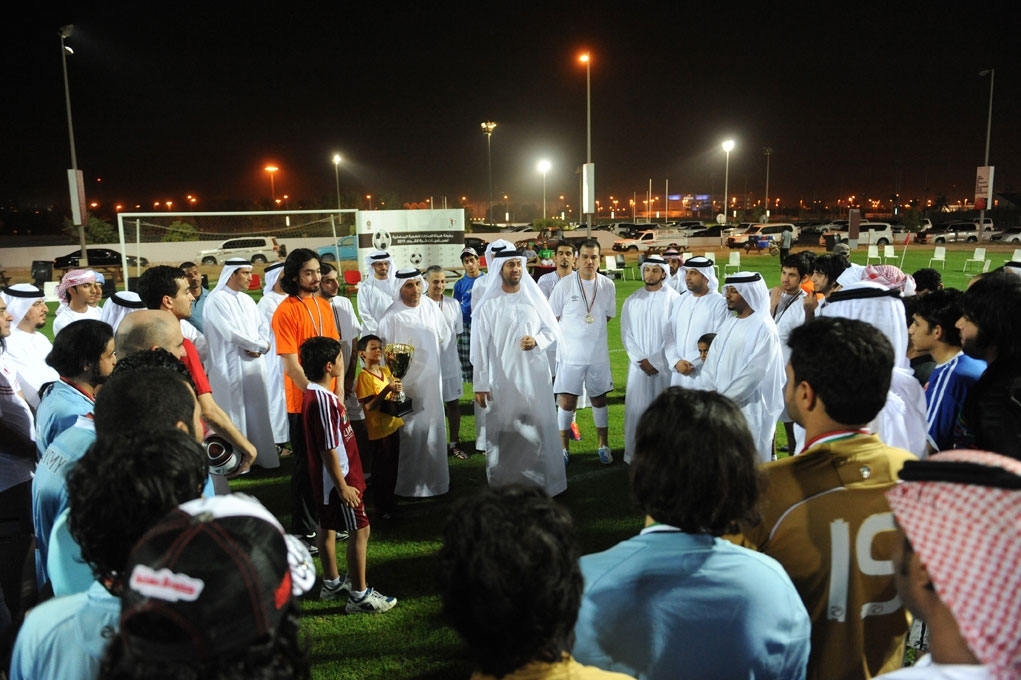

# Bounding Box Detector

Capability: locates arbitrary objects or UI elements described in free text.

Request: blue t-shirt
[33,416,96,581]
[924,352,986,452]
[34,380,93,458]
[574,528,811,680]
[452,274,481,326]
[10,580,120,680]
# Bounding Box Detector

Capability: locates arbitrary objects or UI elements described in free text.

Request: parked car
[727,223,800,249]
[817,222,895,247]
[990,226,1021,243]
[53,248,149,269]
[916,222,981,244]
[316,235,357,263]
[197,236,283,265]
[613,228,689,253]
[690,224,738,238]
[464,236,489,253]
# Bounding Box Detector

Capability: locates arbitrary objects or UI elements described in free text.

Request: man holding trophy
[376,268,452,498]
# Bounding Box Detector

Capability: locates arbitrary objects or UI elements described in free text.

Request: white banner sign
[975,166,994,210]
[356,209,465,273]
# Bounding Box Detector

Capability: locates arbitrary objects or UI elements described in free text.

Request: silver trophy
[382,342,415,417]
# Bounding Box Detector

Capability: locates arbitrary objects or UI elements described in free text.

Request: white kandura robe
[431,296,464,403]
[256,290,290,444]
[663,291,730,387]
[472,291,566,496]
[377,299,450,497]
[4,329,58,409]
[696,313,785,463]
[620,285,680,463]
[356,278,393,334]
[203,287,279,468]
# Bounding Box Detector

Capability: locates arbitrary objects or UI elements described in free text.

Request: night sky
[3,3,1018,220]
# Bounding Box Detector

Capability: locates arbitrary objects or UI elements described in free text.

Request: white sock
[558,407,575,431]
[593,405,609,429]
[324,576,341,587]
[351,588,368,600]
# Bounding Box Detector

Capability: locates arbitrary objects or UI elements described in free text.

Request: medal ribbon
[577,275,597,319]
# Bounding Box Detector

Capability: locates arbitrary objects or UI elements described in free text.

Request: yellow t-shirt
[355,365,403,440]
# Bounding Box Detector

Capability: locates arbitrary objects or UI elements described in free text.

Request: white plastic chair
[882,245,896,263]
[928,246,946,269]
[962,247,986,273]
[865,245,881,264]
[723,251,741,275]
[1006,248,1021,264]
[603,255,622,279]
[703,252,720,279]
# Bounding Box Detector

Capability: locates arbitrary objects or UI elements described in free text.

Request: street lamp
[265,165,278,203]
[481,121,496,224]
[537,159,551,219]
[721,139,735,223]
[579,52,593,236]
[763,147,773,220]
[60,24,89,265]
[332,154,342,211]
[366,194,373,210]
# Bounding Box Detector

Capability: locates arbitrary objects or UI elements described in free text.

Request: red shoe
[570,422,582,441]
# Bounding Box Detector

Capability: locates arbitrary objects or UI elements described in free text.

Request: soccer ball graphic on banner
[409,252,423,266]
[372,230,391,251]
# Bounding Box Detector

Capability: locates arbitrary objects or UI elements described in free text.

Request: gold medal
[585,313,595,324]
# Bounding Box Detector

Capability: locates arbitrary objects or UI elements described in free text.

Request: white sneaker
[562,448,570,466]
[345,587,397,614]
[319,575,352,601]
[597,446,613,465]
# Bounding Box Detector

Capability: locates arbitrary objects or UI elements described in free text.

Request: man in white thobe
[661,247,686,295]
[256,261,291,452]
[664,256,729,388]
[620,256,679,463]
[697,272,786,463]
[99,290,145,334]
[467,239,513,452]
[472,250,566,496]
[424,265,467,459]
[357,250,396,333]
[1,284,58,408]
[377,267,451,497]
[202,258,279,469]
[51,269,102,336]
[818,280,928,458]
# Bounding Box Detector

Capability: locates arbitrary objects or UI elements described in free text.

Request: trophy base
[381,397,414,418]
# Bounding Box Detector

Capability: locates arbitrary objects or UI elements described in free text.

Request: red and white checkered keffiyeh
[55,268,96,306]
[887,450,1021,679]
[862,264,916,296]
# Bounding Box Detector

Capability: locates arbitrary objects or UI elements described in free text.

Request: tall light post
[978,68,995,237]
[265,165,278,203]
[579,52,593,236]
[481,121,496,224]
[366,194,373,211]
[537,159,551,219]
[60,25,88,264]
[331,154,342,211]
[721,139,735,223]
[763,146,773,220]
